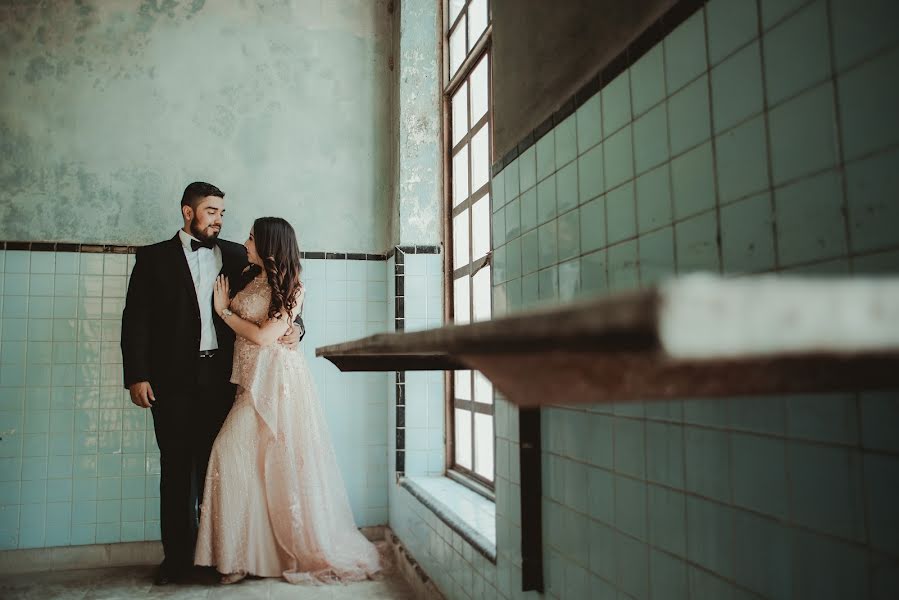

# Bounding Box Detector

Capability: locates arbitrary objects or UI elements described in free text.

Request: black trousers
[150,353,234,570]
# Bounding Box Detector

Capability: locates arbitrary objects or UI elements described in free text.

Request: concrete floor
[0,563,419,600]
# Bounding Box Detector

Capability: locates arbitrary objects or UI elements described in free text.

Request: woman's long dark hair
[250,217,303,321]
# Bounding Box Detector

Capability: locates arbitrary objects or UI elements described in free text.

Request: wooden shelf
[316,275,899,406]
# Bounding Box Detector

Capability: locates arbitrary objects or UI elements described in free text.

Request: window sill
[399,475,496,563]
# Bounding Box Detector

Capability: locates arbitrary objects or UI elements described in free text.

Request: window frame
[442,0,495,490]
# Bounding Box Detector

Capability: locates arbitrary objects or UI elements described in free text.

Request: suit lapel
[170,234,201,320]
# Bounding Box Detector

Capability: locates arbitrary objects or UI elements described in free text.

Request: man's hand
[129,381,155,408]
[277,325,300,351]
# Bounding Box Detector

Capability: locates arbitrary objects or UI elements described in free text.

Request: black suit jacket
[120,234,249,393]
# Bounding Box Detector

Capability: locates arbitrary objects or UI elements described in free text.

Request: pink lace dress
[194,276,381,583]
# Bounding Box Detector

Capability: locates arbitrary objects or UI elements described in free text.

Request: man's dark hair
[180,181,225,209]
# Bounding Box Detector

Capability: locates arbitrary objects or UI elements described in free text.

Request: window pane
[471,195,490,260]
[455,370,472,400]
[455,408,472,469]
[449,15,466,77]
[448,0,466,27]
[470,55,489,124]
[452,145,469,207]
[474,371,492,404]
[474,412,494,480]
[453,209,470,269]
[472,265,491,322]
[468,0,488,50]
[470,125,489,192]
[451,82,468,147]
[453,276,470,324]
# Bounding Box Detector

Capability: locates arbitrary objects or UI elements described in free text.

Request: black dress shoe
[154,562,190,585]
[153,567,173,586]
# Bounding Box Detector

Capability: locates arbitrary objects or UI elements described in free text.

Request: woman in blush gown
[194,217,380,585]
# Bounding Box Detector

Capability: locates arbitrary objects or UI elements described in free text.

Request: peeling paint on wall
[391,0,441,247]
[0,0,393,252]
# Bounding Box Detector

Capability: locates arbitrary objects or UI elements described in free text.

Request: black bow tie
[190,239,216,252]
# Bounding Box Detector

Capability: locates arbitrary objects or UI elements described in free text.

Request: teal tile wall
[488,1,899,599]
[0,252,389,550]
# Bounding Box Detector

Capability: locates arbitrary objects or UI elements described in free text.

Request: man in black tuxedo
[120,182,298,585]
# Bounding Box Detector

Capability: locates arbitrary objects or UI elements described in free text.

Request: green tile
[715,115,770,203]
[764,0,832,106]
[789,443,866,542]
[720,192,777,274]
[631,45,666,116]
[676,210,720,274]
[788,393,859,445]
[831,0,899,71]
[665,9,708,93]
[536,131,556,182]
[607,240,639,292]
[580,250,607,296]
[538,221,558,269]
[640,226,676,285]
[733,511,793,600]
[505,196,521,239]
[650,550,688,600]
[577,93,602,154]
[672,142,716,219]
[839,46,899,161]
[492,241,505,285]
[864,453,899,557]
[492,171,506,210]
[860,391,899,454]
[707,0,760,65]
[852,249,899,274]
[604,125,634,190]
[538,266,558,303]
[602,70,632,136]
[606,182,636,245]
[519,145,537,193]
[521,229,539,276]
[668,75,711,155]
[648,485,687,556]
[633,103,669,175]
[615,476,647,540]
[492,206,506,247]
[580,196,607,254]
[769,83,838,185]
[556,161,579,213]
[578,143,604,203]
[521,273,539,308]
[504,158,520,200]
[555,114,578,168]
[557,209,581,262]
[505,278,523,312]
[847,148,899,253]
[760,0,809,29]
[686,496,734,578]
[646,420,684,489]
[537,174,557,224]
[520,187,538,234]
[775,171,847,266]
[712,41,764,133]
[731,434,788,518]
[637,164,672,233]
[616,532,650,600]
[558,258,580,302]
[505,236,522,281]
[794,530,870,600]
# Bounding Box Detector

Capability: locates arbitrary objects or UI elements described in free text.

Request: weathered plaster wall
[0,0,392,252]
[391,0,442,246]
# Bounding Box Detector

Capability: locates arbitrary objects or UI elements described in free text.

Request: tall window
[445,0,493,487]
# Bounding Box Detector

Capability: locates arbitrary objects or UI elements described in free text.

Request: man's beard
[190,218,220,243]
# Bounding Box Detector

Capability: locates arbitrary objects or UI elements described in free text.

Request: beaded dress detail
[195,276,380,582]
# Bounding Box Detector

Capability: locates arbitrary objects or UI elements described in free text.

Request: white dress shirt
[178,229,223,351]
